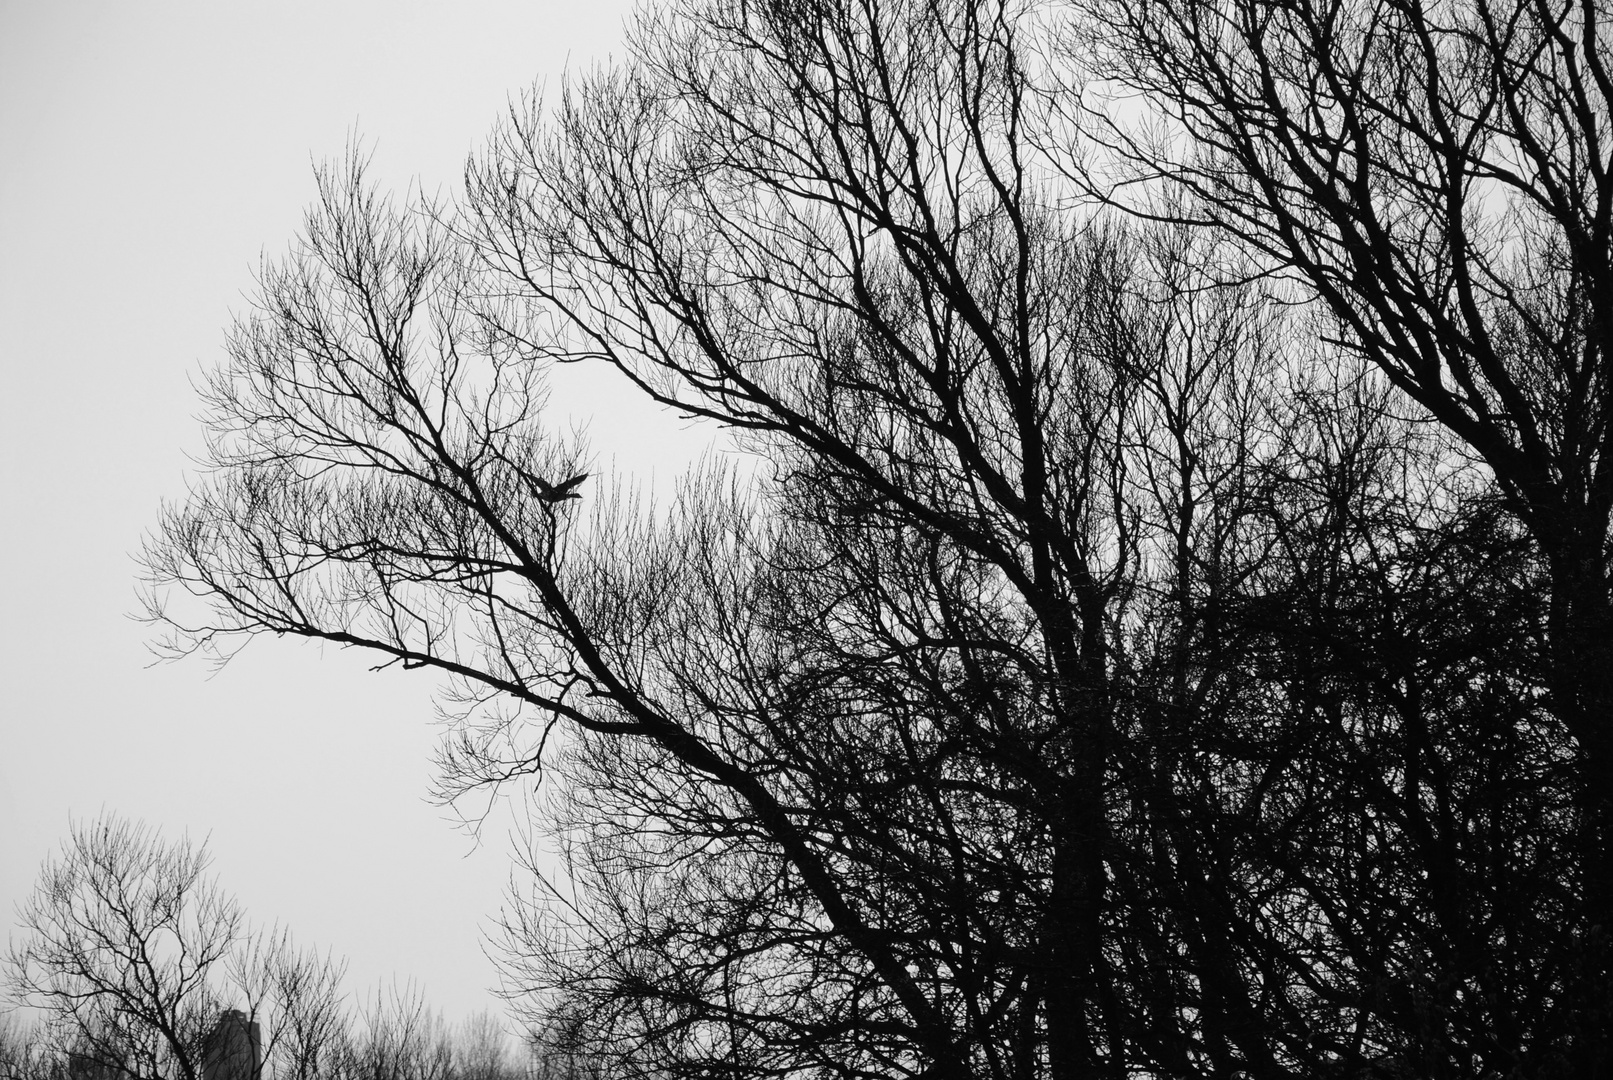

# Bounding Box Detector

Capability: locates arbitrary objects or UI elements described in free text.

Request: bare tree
[447,1013,507,1080]
[1072,1,1613,1064]
[0,1015,64,1080]
[138,0,1587,1075]
[5,816,349,1080]
[237,934,347,1080]
[6,816,242,1080]
[343,983,455,1080]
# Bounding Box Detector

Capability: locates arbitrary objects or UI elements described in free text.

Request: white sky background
[0,0,707,1032]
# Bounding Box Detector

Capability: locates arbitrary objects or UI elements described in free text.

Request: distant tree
[238,934,346,1080]
[0,1015,64,1080]
[5,816,558,1080]
[340,983,454,1080]
[5,815,345,1080]
[450,1013,509,1080]
[328,987,548,1080]
[7,815,241,1080]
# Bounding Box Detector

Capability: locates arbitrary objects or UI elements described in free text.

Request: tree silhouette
[1073,0,1613,1062]
[5,816,348,1080]
[142,0,1593,1075]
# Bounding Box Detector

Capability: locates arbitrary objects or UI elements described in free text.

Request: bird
[532,471,588,503]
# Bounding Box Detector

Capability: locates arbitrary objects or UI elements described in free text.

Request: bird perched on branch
[532,471,588,503]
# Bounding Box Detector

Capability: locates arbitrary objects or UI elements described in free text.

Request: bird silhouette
[533,471,588,503]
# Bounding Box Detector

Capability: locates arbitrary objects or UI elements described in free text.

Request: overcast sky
[0,0,693,1030]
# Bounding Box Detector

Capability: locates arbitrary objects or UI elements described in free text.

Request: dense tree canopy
[143,0,1611,1076]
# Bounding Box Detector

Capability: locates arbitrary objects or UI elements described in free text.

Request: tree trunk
[1548,535,1613,1076]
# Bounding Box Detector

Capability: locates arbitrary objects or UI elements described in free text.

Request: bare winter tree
[1071,0,1613,1066]
[342,983,456,1080]
[141,0,1586,1076]
[0,1015,63,1080]
[7,816,243,1080]
[5,815,347,1080]
[240,934,347,1080]
[448,1012,509,1080]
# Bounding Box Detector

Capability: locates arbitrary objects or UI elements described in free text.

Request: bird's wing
[552,472,589,495]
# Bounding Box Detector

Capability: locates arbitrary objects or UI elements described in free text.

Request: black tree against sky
[144,0,1603,1075]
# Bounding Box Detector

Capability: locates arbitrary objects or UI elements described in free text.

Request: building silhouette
[202,1010,261,1080]
[65,1050,128,1080]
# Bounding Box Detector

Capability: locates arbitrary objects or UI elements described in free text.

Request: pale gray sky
[0,0,688,1028]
